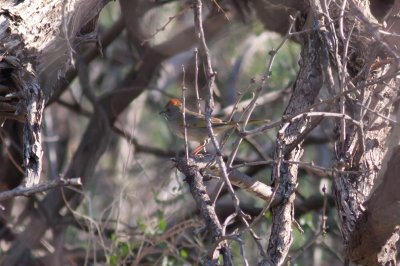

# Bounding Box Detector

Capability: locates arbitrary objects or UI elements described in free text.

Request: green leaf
[158,217,168,233]
[120,242,130,257]
[139,222,147,233]
[180,249,188,259]
[109,254,117,266]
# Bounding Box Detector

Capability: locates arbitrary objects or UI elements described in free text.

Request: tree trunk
[259,0,400,264]
[0,0,109,187]
[333,1,400,264]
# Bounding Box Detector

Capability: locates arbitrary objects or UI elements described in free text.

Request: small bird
[160,98,266,155]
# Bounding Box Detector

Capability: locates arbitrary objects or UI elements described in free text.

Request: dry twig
[0,177,82,202]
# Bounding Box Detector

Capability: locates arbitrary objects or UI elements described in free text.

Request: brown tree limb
[266,1,327,264]
[175,157,232,265]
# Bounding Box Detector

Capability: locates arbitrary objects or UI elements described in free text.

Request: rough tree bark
[0,0,109,186]
[266,2,327,264]
[253,0,400,264]
[332,1,400,264]
[175,157,233,265]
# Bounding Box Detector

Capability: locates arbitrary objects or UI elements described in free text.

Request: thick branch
[347,146,400,265]
[267,2,326,264]
[175,157,231,265]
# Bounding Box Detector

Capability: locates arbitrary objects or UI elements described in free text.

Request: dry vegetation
[0,0,399,265]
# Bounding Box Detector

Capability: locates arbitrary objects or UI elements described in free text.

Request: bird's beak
[159,110,165,115]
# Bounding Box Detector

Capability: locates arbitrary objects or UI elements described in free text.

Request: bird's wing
[182,116,229,129]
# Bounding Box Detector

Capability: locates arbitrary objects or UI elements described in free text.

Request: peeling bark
[20,71,44,187]
[0,0,109,186]
[325,0,400,264]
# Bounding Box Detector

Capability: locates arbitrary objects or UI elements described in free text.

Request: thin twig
[289,16,342,36]
[227,13,298,168]
[339,21,355,152]
[0,178,82,201]
[221,85,287,116]
[194,48,201,114]
[242,70,400,136]
[194,1,254,242]
[0,130,25,174]
[227,87,261,168]
[348,0,400,60]
[231,158,363,176]
[141,5,191,45]
[339,0,347,40]
[356,101,399,125]
[192,1,234,264]
[245,183,280,256]
[193,0,241,218]
[182,65,189,161]
[209,234,250,266]
[287,183,329,263]
[219,82,256,151]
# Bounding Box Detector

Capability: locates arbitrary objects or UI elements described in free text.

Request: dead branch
[174,157,232,265]
[0,178,82,202]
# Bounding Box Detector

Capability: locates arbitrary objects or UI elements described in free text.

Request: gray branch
[0,178,82,202]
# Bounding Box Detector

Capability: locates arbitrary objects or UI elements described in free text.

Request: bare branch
[0,178,82,202]
[174,157,231,265]
[182,65,189,161]
[141,5,191,45]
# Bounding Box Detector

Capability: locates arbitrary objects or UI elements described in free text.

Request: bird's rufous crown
[165,98,182,108]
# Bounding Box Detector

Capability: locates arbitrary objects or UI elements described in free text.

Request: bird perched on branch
[160,98,267,155]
